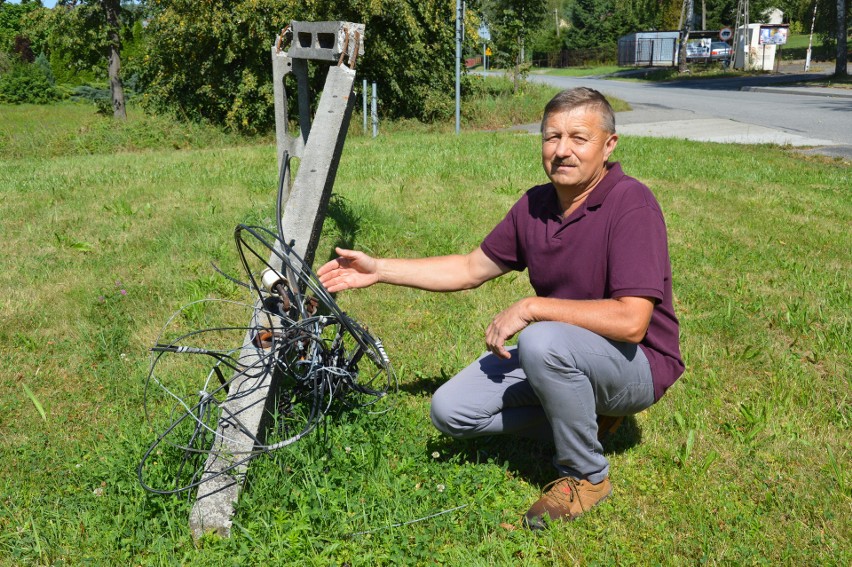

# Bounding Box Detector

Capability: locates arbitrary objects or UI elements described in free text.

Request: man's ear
[603,133,618,160]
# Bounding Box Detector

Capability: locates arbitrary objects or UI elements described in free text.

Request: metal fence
[617,37,679,67]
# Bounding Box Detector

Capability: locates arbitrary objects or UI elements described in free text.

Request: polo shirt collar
[545,162,625,219]
[586,162,625,209]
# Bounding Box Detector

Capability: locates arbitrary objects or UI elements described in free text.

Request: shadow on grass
[424,419,643,489]
[406,369,644,488]
[323,194,360,261]
[397,369,454,398]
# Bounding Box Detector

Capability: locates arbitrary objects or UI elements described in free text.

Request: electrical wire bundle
[138,153,395,495]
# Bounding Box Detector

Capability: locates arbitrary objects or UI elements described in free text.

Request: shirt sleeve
[607,203,668,301]
[480,195,528,272]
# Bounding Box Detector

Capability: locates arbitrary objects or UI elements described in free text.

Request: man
[318,87,683,528]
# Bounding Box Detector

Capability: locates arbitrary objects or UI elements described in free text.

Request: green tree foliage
[482,0,547,63]
[564,0,639,49]
[812,0,850,48]
[0,57,60,103]
[47,2,113,79]
[140,0,457,134]
[479,0,546,91]
[0,0,41,53]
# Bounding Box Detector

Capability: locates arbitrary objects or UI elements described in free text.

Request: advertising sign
[686,38,711,59]
[759,26,788,45]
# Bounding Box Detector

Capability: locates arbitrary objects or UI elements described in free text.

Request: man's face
[541,106,618,194]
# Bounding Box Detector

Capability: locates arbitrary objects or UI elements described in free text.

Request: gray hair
[540,87,616,134]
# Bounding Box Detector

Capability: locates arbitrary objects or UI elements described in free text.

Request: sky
[6,1,60,8]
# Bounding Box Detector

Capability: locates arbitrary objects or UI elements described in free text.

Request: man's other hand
[485,298,532,359]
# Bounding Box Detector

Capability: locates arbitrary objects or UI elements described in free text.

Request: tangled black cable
[138,152,395,495]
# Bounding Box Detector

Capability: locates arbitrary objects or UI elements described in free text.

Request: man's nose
[554,138,574,158]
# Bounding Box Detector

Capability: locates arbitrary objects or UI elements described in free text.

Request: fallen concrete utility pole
[189,20,365,540]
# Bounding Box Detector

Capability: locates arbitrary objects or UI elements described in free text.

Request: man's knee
[430,386,469,439]
[518,322,578,377]
[518,322,553,359]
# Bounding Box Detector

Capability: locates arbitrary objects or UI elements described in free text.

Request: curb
[741,86,852,99]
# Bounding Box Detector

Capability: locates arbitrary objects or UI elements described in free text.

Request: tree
[483,0,547,91]
[809,0,850,72]
[678,0,693,73]
[140,0,458,133]
[562,0,640,49]
[47,1,135,117]
[103,0,125,118]
[0,0,42,52]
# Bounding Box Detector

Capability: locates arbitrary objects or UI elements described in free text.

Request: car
[708,41,732,62]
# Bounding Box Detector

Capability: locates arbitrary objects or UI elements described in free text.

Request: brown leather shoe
[596,415,624,444]
[523,476,612,529]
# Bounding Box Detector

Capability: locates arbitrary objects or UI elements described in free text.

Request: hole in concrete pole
[297,32,312,48]
[317,33,335,49]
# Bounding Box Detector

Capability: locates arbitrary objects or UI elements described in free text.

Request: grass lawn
[531,65,628,77]
[0,101,849,564]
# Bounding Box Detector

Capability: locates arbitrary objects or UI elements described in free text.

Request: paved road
[508,70,852,159]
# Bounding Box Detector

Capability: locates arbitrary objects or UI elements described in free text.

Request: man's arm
[485,295,655,359]
[317,246,509,293]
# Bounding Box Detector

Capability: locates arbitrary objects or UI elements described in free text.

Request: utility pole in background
[732,0,750,70]
[805,1,817,71]
[455,0,461,135]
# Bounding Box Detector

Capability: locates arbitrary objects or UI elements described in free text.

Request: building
[618,31,680,67]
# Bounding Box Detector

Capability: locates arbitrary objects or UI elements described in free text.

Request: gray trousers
[430,322,655,484]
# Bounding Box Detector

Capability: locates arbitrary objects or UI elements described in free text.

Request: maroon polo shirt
[480,162,684,401]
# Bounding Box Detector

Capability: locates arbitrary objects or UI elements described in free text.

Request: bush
[140,0,456,133]
[70,84,113,115]
[0,60,59,104]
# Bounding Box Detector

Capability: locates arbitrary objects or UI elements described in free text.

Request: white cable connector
[261,268,286,293]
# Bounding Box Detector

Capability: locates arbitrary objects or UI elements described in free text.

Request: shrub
[70,84,112,115]
[140,0,456,133]
[0,60,59,104]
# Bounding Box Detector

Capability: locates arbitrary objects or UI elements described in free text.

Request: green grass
[612,65,759,82]
[0,101,266,160]
[0,102,849,564]
[1,81,563,158]
[531,65,627,77]
[781,31,831,60]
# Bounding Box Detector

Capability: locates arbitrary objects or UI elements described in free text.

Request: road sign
[719,27,733,41]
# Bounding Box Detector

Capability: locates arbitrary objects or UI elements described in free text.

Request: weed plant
[0,104,849,564]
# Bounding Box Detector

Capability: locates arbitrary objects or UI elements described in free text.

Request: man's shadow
[402,375,643,487]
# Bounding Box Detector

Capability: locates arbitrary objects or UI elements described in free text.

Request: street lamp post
[455,0,461,135]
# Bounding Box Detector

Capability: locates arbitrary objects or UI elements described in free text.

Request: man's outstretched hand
[317,247,380,292]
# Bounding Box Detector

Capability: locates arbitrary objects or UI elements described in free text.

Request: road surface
[500,70,852,158]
